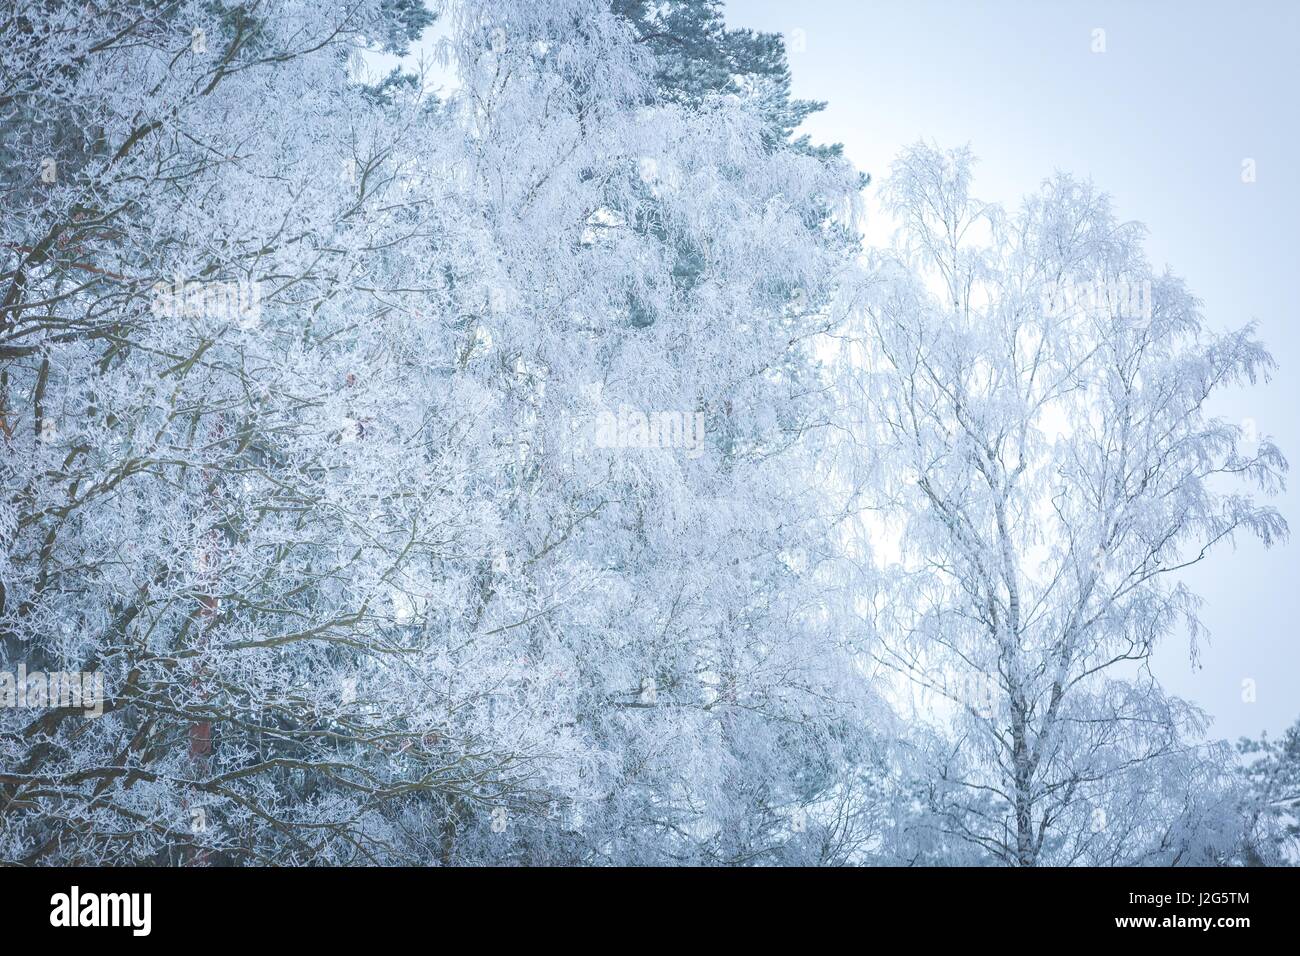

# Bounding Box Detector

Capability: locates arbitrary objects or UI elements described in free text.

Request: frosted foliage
[0,4,1288,866]
[1,0,875,864]
[840,143,1287,865]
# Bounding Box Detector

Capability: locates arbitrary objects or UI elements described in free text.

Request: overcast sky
[726,0,1298,742]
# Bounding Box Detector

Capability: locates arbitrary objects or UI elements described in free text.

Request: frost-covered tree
[434,0,875,865]
[613,0,836,155]
[1236,718,1300,865]
[1,0,874,865]
[1,0,518,865]
[845,143,1288,866]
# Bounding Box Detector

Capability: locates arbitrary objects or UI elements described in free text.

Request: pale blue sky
[728,0,1299,741]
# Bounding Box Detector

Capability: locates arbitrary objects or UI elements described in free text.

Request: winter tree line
[1,0,1295,866]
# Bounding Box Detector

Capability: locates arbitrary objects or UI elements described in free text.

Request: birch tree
[848,143,1288,865]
